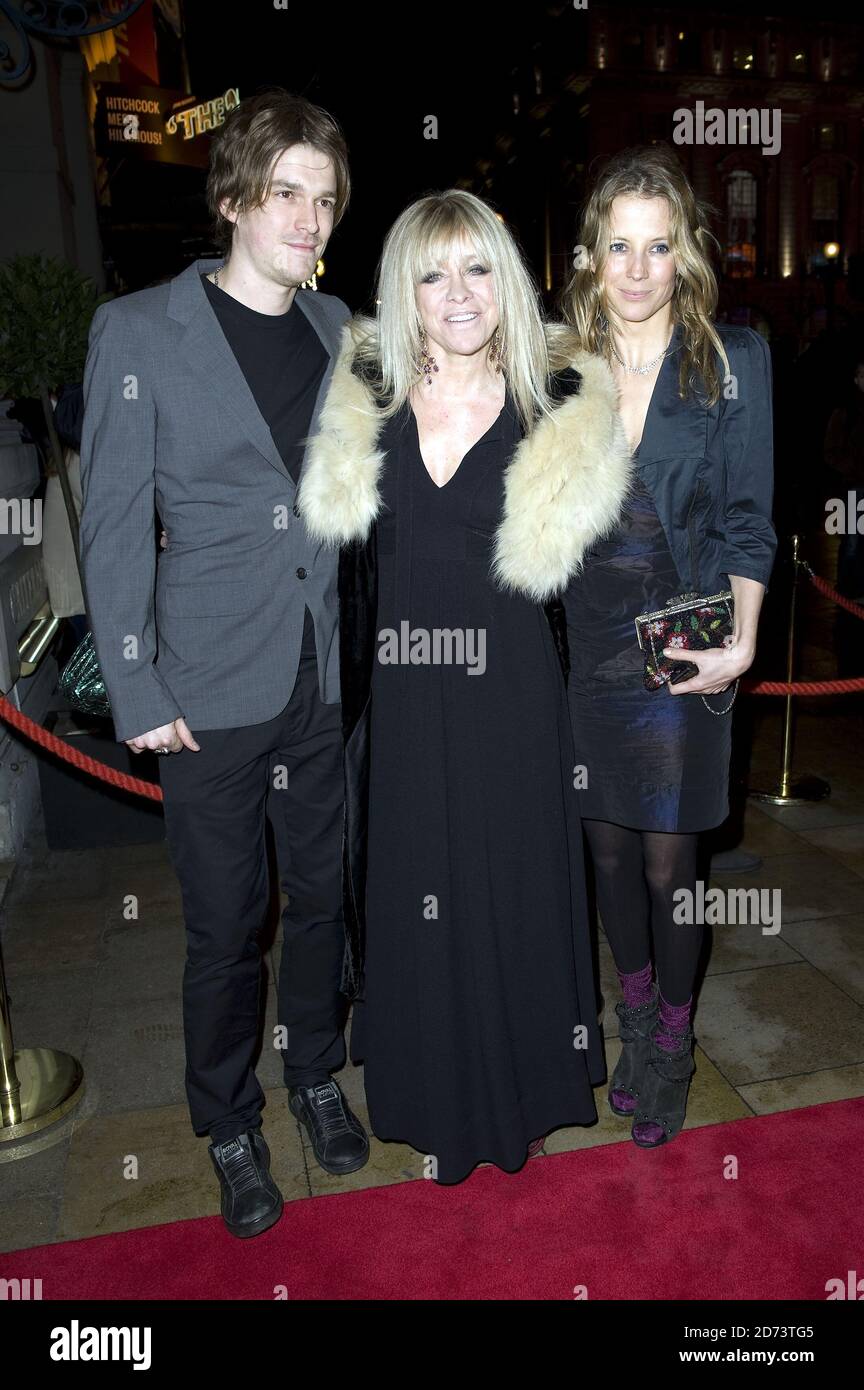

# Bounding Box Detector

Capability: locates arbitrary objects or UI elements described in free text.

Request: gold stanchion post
[0,935,84,1145]
[750,534,831,806]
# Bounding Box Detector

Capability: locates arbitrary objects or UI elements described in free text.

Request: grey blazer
[78,257,350,742]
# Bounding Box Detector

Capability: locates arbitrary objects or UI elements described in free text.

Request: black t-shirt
[201,273,327,482]
[201,273,327,657]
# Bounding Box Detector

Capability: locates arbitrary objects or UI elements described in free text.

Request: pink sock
[611,964,654,1114]
[654,993,692,1052]
[617,962,653,1010]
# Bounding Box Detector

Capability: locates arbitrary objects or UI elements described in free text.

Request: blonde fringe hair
[561,144,730,406]
[350,190,576,431]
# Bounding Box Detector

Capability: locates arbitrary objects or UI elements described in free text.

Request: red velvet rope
[743,674,864,695]
[0,568,862,801]
[741,570,864,695]
[0,697,164,801]
[807,570,864,622]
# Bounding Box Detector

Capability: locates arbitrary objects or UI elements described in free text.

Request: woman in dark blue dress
[299,189,632,1182]
[562,145,776,1148]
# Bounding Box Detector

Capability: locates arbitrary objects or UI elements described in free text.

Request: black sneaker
[208,1129,283,1238]
[288,1079,370,1175]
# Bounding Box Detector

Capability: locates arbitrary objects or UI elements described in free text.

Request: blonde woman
[562,145,776,1147]
[299,190,631,1183]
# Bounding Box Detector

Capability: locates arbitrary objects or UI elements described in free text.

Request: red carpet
[3,1098,862,1300]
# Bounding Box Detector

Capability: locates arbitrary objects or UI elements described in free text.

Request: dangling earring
[489,327,503,374]
[419,327,439,385]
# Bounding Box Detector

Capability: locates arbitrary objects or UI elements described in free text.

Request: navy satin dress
[565,450,732,833]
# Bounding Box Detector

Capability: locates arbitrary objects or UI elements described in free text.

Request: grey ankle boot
[608,989,660,1117]
[631,1026,696,1147]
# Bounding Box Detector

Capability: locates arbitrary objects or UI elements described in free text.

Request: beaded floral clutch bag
[634,590,735,706]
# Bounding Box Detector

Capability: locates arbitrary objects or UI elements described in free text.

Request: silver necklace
[213,264,221,287]
[610,333,672,375]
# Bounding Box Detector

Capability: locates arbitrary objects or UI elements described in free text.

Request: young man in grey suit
[79,90,368,1239]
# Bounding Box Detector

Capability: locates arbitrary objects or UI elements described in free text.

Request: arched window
[809,173,840,268]
[725,170,758,278]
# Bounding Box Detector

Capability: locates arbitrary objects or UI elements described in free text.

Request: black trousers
[157,616,347,1144]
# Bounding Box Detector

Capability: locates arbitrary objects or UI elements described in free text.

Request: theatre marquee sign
[95,85,240,168]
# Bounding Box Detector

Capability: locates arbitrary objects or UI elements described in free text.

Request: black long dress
[565,455,732,832]
[348,392,605,1184]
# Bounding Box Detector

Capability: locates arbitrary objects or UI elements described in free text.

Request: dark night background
[85,0,864,680]
[183,0,587,310]
[107,0,864,326]
[127,0,595,310]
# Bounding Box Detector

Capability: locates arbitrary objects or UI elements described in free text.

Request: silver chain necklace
[610,333,672,375]
[213,264,221,288]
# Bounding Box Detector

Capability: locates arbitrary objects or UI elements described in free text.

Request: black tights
[583,819,701,1007]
